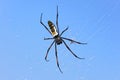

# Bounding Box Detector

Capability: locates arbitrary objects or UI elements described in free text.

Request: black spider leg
[60,27,69,36]
[62,37,87,45]
[62,40,85,59]
[55,43,63,73]
[40,13,52,35]
[56,6,59,34]
[45,41,55,61]
[44,37,54,40]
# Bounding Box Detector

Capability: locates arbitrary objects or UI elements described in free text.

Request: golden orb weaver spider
[40,6,87,73]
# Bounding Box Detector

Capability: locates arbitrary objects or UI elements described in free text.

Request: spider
[40,6,87,73]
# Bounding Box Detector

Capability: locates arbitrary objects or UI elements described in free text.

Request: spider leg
[56,5,59,34]
[55,43,63,73]
[45,41,55,61]
[60,27,69,36]
[44,37,54,40]
[62,37,87,45]
[40,13,52,35]
[62,40,85,59]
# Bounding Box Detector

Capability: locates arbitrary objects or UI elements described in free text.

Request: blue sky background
[0,0,120,80]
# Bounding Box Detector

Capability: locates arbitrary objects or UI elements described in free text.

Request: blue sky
[0,0,120,80]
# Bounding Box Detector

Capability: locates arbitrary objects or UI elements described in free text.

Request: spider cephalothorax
[54,35,62,45]
[40,6,87,73]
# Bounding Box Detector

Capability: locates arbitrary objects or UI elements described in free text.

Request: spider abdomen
[48,21,58,37]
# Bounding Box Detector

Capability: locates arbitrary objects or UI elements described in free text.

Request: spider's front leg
[62,40,85,59]
[55,43,63,73]
[45,41,55,61]
[62,37,87,45]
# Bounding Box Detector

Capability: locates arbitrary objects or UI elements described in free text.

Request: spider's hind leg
[60,27,69,36]
[56,6,59,34]
[44,37,54,40]
[40,13,51,35]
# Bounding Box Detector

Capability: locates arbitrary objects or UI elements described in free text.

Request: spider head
[54,35,62,45]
